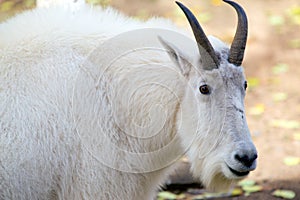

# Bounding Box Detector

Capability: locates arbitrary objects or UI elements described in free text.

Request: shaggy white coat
[0,3,257,200]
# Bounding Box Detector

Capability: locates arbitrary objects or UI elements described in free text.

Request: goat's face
[181,46,257,190]
[162,39,257,190]
[160,0,257,190]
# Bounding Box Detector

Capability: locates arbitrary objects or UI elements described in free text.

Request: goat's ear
[158,36,192,78]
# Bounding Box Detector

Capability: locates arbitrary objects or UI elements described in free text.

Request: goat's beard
[188,150,238,192]
[202,171,237,192]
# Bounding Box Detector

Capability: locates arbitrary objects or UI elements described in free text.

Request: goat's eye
[199,84,210,95]
[244,81,248,90]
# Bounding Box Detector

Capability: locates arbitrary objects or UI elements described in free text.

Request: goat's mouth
[227,166,249,177]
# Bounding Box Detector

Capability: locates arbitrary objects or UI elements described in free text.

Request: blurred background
[1,0,299,199]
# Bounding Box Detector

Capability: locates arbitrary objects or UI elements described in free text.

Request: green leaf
[289,39,300,49]
[268,15,285,26]
[238,180,263,196]
[249,104,265,116]
[231,188,243,196]
[287,6,300,25]
[238,179,256,187]
[192,194,205,200]
[272,92,288,102]
[192,192,225,200]
[247,77,260,89]
[270,120,300,129]
[211,0,222,6]
[192,188,243,200]
[242,185,263,194]
[272,63,289,75]
[272,189,296,199]
[157,191,178,200]
[202,192,224,198]
[293,133,300,141]
[288,5,300,15]
[284,156,300,166]
[197,12,212,23]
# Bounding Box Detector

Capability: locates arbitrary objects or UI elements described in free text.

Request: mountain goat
[0,0,257,199]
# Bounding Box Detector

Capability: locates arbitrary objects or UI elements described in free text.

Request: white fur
[0,3,257,200]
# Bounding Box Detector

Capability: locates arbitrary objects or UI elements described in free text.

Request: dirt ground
[1,0,300,199]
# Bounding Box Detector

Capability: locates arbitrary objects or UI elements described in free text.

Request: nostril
[235,153,257,167]
[235,154,248,164]
[252,153,258,162]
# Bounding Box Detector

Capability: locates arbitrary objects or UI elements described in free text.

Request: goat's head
[160,0,257,190]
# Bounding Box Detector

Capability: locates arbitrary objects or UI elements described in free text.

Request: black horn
[224,0,248,66]
[176,1,219,70]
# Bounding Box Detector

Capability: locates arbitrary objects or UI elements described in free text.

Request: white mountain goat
[0,0,257,199]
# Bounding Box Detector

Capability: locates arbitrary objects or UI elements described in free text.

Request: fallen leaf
[238,179,256,187]
[242,185,263,194]
[272,189,296,199]
[270,120,300,129]
[192,191,228,199]
[192,194,205,200]
[291,15,300,25]
[192,188,243,200]
[231,188,243,196]
[202,193,221,198]
[201,192,224,198]
[249,104,265,116]
[272,92,288,102]
[238,180,263,196]
[272,63,289,75]
[247,77,260,89]
[288,39,300,49]
[284,156,300,166]
[176,193,186,199]
[197,12,212,23]
[287,5,300,25]
[157,191,177,199]
[287,5,300,15]
[268,15,285,26]
[211,0,222,6]
[268,77,281,85]
[293,133,300,141]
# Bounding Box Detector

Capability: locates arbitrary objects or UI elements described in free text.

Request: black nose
[235,153,257,168]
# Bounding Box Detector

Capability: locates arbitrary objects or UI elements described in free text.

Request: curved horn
[176,1,219,70]
[224,0,248,66]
